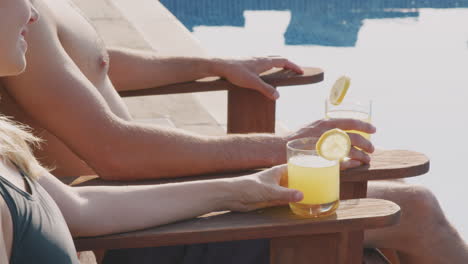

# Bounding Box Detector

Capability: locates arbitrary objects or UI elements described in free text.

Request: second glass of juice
[325,99,372,140]
[287,137,339,217]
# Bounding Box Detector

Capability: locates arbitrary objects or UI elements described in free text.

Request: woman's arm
[0,198,12,263]
[38,166,302,238]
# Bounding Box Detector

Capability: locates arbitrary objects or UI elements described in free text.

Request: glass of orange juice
[325,99,372,140]
[287,137,340,217]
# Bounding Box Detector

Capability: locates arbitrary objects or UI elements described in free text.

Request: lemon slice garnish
[329,76,350,105]
[316,128,351,161]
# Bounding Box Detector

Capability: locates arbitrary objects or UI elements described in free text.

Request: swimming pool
[162,0,468,46]
[161,0,468,241]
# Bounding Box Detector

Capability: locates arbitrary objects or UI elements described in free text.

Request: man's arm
[4,40,374,180]
[1,9,286,180]
[4,33,374,180]
[38,166,301,237]
[107,48,215,91]
[4,7,374,181]
[107,47,303,100]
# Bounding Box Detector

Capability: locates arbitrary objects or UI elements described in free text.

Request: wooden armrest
[342,149,430,182]
[339,149,429,200]
[74,198,400,251]
[118,67,324,97]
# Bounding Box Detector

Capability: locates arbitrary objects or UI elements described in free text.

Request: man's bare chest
[48,0,110,84]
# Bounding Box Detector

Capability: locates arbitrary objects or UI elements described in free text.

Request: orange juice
[326,110,371,140]
[288,155,339,217]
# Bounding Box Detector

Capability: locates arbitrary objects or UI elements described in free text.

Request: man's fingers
[326,118,376,134]
[347,133,374,153]
[270,58,304,74]
[250,74,279,100]
[348,147,371,164]
[340,159,362,170]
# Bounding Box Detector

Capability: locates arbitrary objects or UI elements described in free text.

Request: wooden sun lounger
[71,68,429,263]
[63,1,429,263]
[74,199,400,264]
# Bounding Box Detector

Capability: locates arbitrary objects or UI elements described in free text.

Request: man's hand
[226,165,303,212]
[213,56,304,100]
[285,119,377,170]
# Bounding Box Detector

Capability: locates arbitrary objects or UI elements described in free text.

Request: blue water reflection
[160,0,468,46]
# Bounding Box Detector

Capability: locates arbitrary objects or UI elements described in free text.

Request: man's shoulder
[22,0,61,55]
[32,0,59,31]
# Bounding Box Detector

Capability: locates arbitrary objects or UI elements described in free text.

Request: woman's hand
[285,118,377,170]
[225,165,303,212]
[213,56,304,100]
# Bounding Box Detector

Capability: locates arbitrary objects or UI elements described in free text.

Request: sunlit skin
[0,0,38,75]
[0,0,39,262]
[0,0,374,180]
[0,0,466,263]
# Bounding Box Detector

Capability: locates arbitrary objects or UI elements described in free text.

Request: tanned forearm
[74,178,234,237]
[93,120,287,180]
[107,47,221,92]
[43,166,297,239]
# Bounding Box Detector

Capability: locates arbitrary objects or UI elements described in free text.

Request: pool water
[162,0,468,46]
[161,0,468,240]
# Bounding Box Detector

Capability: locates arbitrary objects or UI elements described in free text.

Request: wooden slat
[341,149,430,182]
[346,231,365,264]
[74,199,400,251]
[227,89,275,133]
[340,182,368,264]
[341,182,368,200]
[118,67,324,97]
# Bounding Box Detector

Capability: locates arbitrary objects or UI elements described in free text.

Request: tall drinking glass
[287,138,340,217]
[325,99,372,140]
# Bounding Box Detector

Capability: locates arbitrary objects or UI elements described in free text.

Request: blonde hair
[0,116,43,179]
